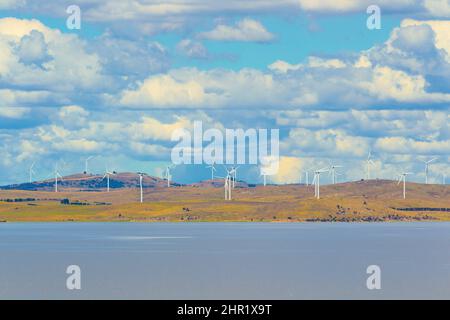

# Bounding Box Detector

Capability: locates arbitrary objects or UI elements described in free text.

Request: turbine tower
[397,172,412,199]
[84,156,95,174]
[206,162,217,180]
[328,163,343,185]
[165,165,176,187]
[443,173,447,185]
[215,169,232,200]
[29,162,36,183]
[102,166,115,192]
[366,151,375,180]
[421,157,437,184]
[260,166,269,186]
[312,168,329,199]
[230,166,240,188]
[138,173,144,203]
[53,164,63,193]
[302,169,310,186]
[224,168,233,200]
[224,174,231,200]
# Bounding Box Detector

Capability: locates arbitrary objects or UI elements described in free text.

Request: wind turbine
[260,166,269,186]
[421,157,437,184]
[206,162,217,180]
[366,151,375,180]
[165,165,176,187]
[442,173,446,185]
[224,173,232,200]
[84,156,95,174]
[397,172,413,199]
[53,164,63,193]
[328,163,343,185]
[138,172,144,203]
[312,168,329,199]
[301,169,310,186]
[29,162,36,183]
[214,171,232,200]
[230,166,240,188]
[224,168,233,200]
[102,166,115,192]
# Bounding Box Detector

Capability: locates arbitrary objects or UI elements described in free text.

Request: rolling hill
[0,178,448,222]
[0,172,182,191]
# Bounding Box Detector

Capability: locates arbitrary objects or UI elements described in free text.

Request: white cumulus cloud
[199,18,275,42]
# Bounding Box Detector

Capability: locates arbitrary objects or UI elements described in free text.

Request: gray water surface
[0,222,449,299]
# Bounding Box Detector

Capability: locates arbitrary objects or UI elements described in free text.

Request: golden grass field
[0,179,449,222]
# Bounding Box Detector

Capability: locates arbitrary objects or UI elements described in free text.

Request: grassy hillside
[0,179,449,222]
[0,172,176,191]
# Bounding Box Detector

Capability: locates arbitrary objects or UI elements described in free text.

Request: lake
[1,222,449,299]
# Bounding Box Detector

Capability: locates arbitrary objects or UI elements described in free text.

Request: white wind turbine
[366,151,375,180]
[230,166,240,188]
[224,174,232,200]
[443,173,447,185]
[223,168,233,200]
[397,172,413,199]
[260,166,269,186]
[53,164,63,193]
[29,162,36,183]
[421,157,437,184]
[215,168,232,200]
[165,165,176,187]
[328,163,343,185]
[102,166,115,192]
[312,168,329,199]
[206,162,217,180]
[301,169,310,186]
[84,156,95,174]
[138,172,144,203]
[259,156,279,187]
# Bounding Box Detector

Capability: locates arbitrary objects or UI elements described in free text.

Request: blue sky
[166,14,403,70]
[0,6,404,70]
[0,0,449,185]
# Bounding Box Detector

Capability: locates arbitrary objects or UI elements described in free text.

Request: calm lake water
[1,222,450,299]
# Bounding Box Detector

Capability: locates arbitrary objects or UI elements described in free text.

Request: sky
[0,0,449,185]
